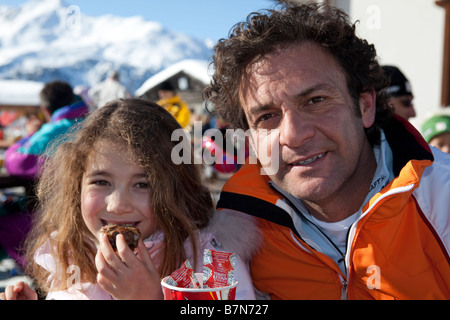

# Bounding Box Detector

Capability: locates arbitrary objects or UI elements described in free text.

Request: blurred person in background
[5,80,89,179]
[421,113,450,153]
[88,70,130,111]
[382,65,416,121]
[157,81,191,129]
[0,80,88,270]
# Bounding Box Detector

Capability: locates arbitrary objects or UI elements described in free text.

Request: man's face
[239,42,376,209]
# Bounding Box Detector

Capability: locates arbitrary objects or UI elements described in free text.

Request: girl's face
[81,142,157,244]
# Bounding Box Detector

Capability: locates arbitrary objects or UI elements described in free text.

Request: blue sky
[1,0,275,42]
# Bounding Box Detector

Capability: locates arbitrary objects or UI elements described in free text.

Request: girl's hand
[95,233,163,300]
[0,281,38,300]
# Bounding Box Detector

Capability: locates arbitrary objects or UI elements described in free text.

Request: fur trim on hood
[205,209,262,261]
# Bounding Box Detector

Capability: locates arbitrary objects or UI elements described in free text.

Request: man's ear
[359,89,376,129]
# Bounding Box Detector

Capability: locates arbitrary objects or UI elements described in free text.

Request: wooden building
[135,59,211,114]
[0,80,43,147]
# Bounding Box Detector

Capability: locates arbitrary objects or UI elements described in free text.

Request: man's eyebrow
[247,83,338,117]
[294,83,339,100]
[247,103,275,119]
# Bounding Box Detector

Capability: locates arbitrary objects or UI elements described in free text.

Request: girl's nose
[106,189,132,215]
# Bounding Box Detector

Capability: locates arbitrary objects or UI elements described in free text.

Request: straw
[190,275,199,289]
[195,272,204,289]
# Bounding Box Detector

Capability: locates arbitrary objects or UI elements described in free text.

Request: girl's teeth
[122,223,134,227]
[102,220,136,227]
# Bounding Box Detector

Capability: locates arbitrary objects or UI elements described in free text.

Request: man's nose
[279,111,314,148]
[409,106,416,118]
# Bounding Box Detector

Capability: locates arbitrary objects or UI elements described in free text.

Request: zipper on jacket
[290,230,349,299]
[280,181,416,300]
[340,277,348,300]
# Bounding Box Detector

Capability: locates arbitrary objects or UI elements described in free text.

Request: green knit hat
[421,114,450,143]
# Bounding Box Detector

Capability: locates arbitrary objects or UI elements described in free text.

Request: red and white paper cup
[161,276,238,300]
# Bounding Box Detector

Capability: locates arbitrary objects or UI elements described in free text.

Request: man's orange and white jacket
[217,117,450,300]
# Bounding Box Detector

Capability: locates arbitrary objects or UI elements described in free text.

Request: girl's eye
[135,182,149,189]
[93,180,109,186]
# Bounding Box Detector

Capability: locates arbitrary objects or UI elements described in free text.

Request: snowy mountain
[0,0,213,94]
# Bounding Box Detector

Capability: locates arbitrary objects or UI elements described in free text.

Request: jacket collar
[383,115,433,176]
[50,100,89,123]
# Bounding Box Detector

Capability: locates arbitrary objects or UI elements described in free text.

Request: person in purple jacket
[4,81,89,178]
[0,80,89,269]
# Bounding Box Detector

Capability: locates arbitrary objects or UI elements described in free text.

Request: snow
[0,0,212,94]
[0,79,43,106]
[135,59,212,97]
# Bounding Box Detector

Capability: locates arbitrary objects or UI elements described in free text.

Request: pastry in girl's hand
[101,224,141,251]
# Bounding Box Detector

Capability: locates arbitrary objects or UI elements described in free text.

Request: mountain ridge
[0,0,213,94]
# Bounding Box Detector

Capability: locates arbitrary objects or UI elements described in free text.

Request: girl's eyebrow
[84,170,110,177]
[85,170,147,179]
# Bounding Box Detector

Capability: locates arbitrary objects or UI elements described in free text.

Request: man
[382,65,416,121]
[88,70,130,111]
[157,81,191,129]
[204,3,450,299]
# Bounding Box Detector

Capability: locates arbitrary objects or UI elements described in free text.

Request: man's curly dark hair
[204,2,393,146]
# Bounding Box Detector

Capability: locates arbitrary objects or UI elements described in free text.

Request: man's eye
[255,113,277,125]
[258,114,273,122]
[309,96,325,104]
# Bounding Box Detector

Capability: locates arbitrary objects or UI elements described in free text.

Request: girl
[0,99,258,300]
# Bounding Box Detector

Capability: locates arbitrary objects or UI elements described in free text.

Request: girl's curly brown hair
[204,2,392,146]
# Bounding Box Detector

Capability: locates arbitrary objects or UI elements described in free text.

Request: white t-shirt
[303,130,395,254]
